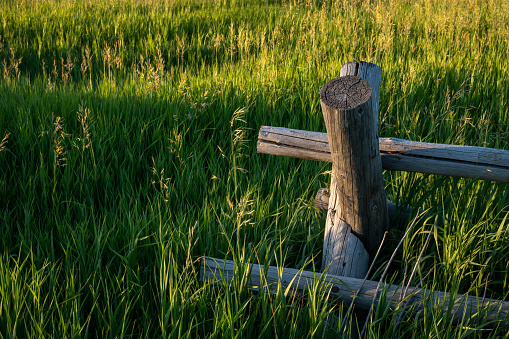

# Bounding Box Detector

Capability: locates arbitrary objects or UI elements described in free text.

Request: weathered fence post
[320,66,388,278]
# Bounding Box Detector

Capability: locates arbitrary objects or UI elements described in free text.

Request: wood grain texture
[257,126,509,182]
[201,257,509,328]
[314,188,421,226]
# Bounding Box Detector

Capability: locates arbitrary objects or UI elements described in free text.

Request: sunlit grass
[1,0,509,337]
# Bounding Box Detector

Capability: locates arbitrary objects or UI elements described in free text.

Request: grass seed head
[73,104,92,152]
[0,133,10,152]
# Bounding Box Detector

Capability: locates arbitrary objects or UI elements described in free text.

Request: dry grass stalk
[0,133,10,152]
[61,56,74,85]
[52,115,68,168]
[73,104,92,152]
[150,157,170,203]
[41,113,68,168]
[2,48,22,80]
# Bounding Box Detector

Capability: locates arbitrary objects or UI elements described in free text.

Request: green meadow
[1,0,509,337]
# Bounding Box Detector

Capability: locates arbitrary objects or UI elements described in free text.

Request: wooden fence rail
[257,126,509,182]
[202,257,509,329]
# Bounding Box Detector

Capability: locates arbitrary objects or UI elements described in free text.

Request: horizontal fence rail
[257,126,509,182]
[201,257,509,328]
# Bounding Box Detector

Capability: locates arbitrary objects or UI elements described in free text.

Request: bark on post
[320,75,388,278]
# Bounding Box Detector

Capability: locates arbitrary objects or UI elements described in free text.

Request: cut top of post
[320,76,372,111]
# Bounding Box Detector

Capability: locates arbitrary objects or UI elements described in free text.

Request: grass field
[1,0,509,337]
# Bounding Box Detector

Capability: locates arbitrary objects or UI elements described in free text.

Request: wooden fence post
[320,72,388,278]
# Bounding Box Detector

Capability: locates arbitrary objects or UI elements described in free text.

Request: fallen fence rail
[202,257,509,328]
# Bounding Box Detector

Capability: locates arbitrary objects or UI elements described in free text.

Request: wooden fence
[201,61,509,332]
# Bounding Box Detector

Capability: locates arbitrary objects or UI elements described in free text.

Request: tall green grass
[1,0,509,337]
